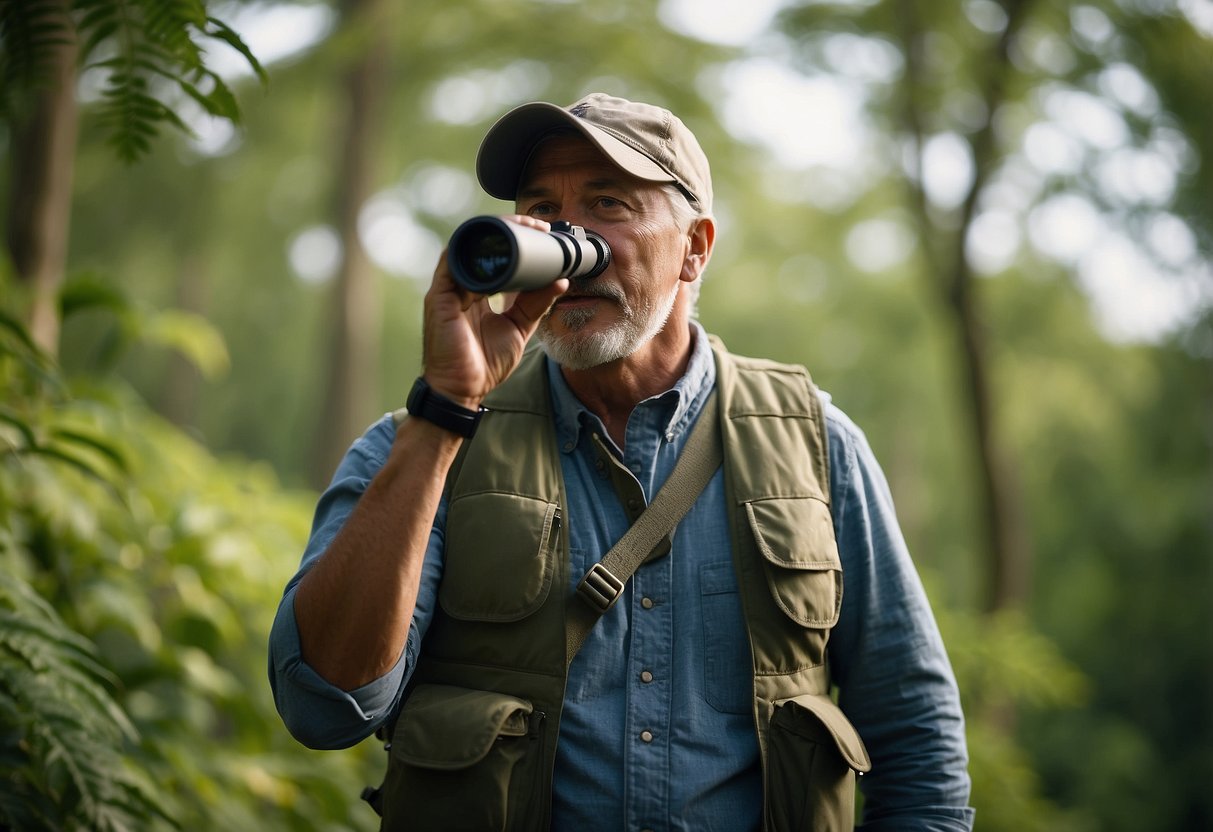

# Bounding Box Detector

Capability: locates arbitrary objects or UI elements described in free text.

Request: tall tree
[894,0,1034,612]
[312,0,393,488]
[0,0,263,355]
[3,0,79,355]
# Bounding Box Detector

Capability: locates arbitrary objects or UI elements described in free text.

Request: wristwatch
[397,377,485,438]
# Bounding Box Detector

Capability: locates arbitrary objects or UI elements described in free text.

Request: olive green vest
[375,337,870,831]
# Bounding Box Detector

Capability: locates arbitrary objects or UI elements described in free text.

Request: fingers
[504,214,550,232]
[503,278,568,334]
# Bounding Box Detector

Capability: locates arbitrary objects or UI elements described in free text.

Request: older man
[270,93,974,831]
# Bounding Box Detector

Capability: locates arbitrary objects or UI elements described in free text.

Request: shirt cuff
[268,587,409,749]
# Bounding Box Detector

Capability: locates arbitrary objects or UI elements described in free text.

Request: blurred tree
[777,0,1211,612]
[892,0,1035,613]
[312,0,392,486]
[0,0,264,356]
[2,0,78,356]
[767,0,1212,827]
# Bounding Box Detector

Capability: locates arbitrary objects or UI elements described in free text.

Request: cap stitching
[591,122,681,179]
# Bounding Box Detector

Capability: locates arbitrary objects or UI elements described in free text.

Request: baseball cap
[476,92,713,212]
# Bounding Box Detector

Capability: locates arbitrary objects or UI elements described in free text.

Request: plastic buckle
[577,562,624,612]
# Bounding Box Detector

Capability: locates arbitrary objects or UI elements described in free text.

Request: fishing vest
[372,336,870,831]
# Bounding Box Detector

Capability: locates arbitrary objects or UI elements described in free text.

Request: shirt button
[640,730,654,743]
[640,670,654,683]
[563,441,575,452]
[641,597,654,610]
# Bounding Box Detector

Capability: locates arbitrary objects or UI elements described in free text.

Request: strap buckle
[577,562,625,612]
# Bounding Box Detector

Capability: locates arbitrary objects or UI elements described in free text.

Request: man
[269,93,974,831]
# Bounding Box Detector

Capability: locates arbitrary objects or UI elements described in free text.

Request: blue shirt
[269,324,975,830]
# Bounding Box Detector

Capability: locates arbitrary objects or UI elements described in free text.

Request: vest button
[640,730,654,743]
[640,670,654,683]
[641,597,654,609]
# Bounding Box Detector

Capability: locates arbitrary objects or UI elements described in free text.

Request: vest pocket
[441,495,559,622]
[745,498,841,630]
[766,693,871,832]
[380,684,544,831]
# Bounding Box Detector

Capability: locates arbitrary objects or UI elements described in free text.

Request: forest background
[1,0,1210,830]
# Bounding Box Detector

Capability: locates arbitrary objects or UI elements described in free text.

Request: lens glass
[456,228,512,286]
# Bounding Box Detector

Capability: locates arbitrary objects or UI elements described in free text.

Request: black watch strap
[398,377,485,438]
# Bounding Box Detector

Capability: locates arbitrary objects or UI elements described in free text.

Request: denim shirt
[269,324,975,831]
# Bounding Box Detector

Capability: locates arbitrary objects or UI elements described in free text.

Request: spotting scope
[447,216,611,294]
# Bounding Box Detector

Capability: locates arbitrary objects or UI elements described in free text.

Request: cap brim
[476,102,676,201]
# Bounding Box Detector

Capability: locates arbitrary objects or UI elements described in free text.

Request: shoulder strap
[563,392,721,665]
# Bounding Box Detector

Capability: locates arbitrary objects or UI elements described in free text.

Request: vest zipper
[547,506,562,559]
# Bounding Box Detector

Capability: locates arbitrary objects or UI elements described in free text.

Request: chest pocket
[440,492,560,622]
[743,496,841,670]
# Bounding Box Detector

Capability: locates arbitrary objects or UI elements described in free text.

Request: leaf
[23,444,122,486]
[0,0,73,91]
[49,428,130,475]
[198,71,239,120]
[140,309,230,380]
[0,407,39,451]
[58,276,130,320]
[205,17,268,87]
[0,308,42,354]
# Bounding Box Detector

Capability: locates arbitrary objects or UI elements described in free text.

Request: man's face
[515,135,693,370]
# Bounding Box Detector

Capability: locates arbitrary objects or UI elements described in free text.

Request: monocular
[447,216,611,294]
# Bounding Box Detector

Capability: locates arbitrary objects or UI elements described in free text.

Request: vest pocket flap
[441,494,559,622]
[774,693,872,773]
[745,498,842,628]
[394,684,533,771]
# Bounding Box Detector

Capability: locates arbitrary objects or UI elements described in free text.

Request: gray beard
[538,279,680,371]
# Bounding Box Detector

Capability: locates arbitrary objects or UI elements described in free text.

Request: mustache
[563,277,624,303]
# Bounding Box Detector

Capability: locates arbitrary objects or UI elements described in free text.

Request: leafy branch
[0,0,267,161]
[0,571,177,831]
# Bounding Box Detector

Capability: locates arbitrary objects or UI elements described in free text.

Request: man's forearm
[292,416,463,691]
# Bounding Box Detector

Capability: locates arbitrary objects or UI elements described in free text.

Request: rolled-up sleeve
[267,416,445,750]
[824,401,976,831]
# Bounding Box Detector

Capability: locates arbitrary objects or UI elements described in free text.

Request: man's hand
[422,215,568,408]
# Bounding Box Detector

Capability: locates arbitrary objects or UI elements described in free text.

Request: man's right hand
[421,215,568,409]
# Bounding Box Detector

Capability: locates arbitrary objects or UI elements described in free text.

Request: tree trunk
[896,0,1033,614]
[310,0,392,488]
[5,0,79,357]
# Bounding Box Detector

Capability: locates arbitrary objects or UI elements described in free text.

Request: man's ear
[680,216,716,283]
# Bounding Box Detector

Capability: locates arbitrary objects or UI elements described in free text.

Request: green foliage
[0,0,267,161]
[0,0,71,109]
[57,274,231,379]
[1,280,381,829]
[0,571,174,831]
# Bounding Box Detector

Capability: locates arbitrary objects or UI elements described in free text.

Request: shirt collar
[547,320,717,454]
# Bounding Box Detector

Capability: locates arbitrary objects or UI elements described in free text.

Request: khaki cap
[476,92,713,212]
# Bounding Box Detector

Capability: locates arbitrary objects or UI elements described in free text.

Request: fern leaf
[205,16,268,87]
[0,0,73,108]
[0,572,166,829]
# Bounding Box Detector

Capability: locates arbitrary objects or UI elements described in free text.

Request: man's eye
[528,204,556,216]
[596,197,624,209]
